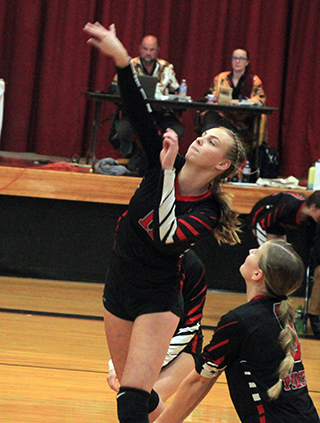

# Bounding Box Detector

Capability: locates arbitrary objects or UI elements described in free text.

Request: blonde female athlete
[156,240,320,423]
[83,22,246,423]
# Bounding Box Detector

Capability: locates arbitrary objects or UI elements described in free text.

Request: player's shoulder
[224,299,268,323]
[157,58,173,68]
[282,191,306,201]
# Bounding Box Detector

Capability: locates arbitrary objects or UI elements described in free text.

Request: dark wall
[0,195,309,294]
[192,218,258,293]
[0,195,125,282]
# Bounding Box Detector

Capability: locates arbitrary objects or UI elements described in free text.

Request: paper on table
[256,176,303,189]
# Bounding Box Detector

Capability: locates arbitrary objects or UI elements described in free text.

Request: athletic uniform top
[105,63,221,300]
[249,192,308,235]
[163,249,207,367]
[196,297,320,423]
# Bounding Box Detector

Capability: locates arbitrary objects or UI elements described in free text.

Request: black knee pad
[117,386,150,423]
[148,389,160,413]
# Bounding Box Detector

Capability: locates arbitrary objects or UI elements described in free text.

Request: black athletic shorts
[103,273,183,321]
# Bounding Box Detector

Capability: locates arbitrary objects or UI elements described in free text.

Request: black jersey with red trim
[196,297,319,422]
[163,249,207,367]
[106,64,221,292]
[180,250,206,329]
[249,192,308,235]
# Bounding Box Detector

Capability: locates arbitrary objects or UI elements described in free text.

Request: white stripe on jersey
[255,222,267,246]
[200,361,225,379]
[159,169,177,243]
[252,393,261,401]
[162,323,200,367]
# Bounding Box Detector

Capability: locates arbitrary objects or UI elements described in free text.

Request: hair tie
[277,295,288,301]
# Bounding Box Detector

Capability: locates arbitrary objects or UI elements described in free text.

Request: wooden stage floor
[1,276,319,423]
[0,150,310,213]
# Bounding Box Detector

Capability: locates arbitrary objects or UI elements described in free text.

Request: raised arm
[83,22,130,68]
[83,22,163,167]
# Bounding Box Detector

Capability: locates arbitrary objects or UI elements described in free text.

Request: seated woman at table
[196,48,266,152]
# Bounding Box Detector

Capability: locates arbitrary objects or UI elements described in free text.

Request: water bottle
[308,163,315,190]
[241,160,251,183]
[294,305,304,335]
[314,159,320,190]
[179,79,187,101]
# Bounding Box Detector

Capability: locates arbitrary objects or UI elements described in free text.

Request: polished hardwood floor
[1,276,319,422]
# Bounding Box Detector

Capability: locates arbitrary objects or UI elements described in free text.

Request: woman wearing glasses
[197,49,266,154]
[208,49,265,106]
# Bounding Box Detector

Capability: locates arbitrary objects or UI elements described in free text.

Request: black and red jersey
[249,192,307,235]
[163,249,207,367]
[196,297,319,422]
[106,64,221,293]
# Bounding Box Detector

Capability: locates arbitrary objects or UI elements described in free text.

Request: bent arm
[157,63,180,95]
[209,74,219,97]
[154,172,219,246]
[116,65,163,166]
[249,75,266,105]
[84,22,162,167]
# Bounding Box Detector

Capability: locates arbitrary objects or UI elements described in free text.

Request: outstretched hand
[160,128,179,170]
[83,22,130,68]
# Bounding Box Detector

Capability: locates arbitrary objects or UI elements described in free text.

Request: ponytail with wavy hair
[211,127,246,245]
[258,240,305,400]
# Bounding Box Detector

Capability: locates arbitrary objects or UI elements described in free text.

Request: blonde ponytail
[267,303,297,400]
[259,240,304,401]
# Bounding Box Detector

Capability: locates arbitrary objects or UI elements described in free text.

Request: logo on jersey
[283,369,306,391]
[138,210,154,239]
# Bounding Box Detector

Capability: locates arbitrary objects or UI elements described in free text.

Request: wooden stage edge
[0,165,311,214]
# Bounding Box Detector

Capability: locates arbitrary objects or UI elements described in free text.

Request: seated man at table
[196,48,266,151]
[108,34,185,169]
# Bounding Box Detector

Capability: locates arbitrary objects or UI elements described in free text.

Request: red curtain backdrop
[0,0,319,178]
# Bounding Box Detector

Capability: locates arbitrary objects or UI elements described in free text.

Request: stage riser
[0,195,309,294]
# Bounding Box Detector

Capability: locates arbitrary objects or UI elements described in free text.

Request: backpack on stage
[249,142,279,179]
